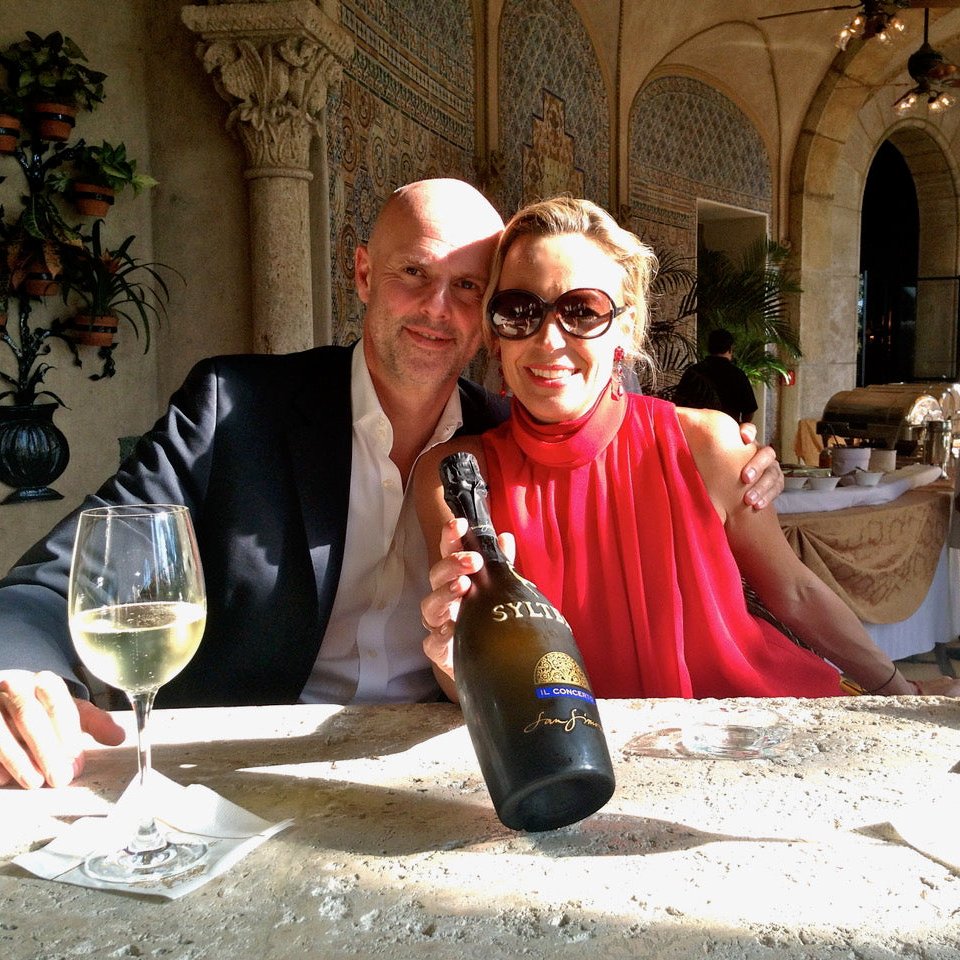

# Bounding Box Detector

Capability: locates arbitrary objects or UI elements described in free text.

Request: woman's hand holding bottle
[420,517,515,696]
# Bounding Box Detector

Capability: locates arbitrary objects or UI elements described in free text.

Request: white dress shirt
[299,342,464,704]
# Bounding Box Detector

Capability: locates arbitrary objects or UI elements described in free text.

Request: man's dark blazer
[0,344,508,707]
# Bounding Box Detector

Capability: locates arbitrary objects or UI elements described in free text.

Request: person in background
[416,196,960,702]
[0,181,784,790]
[673,327,758,424]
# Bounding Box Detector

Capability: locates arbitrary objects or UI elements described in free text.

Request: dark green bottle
[440,451,615,832]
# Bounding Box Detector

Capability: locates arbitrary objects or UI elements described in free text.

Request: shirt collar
[351,337,465,448]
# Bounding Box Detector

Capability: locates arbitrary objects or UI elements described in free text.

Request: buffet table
[778,486,957,660]
[4,699,960,958]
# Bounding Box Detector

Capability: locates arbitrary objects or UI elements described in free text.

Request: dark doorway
[859,140,919,385]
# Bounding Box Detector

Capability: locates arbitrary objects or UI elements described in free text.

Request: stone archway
[880,127,960,381]
[785,48,960,449]
[888,126,960,280]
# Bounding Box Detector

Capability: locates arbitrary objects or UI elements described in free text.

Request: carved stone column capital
[182,0,354,170]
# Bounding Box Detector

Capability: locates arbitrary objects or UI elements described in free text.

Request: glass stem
[125,689,166,855]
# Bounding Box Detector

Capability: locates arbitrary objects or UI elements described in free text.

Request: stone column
[181,1,354,354]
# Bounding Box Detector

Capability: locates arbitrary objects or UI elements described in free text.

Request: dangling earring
[611,346,625,401]
[498,359,508,399]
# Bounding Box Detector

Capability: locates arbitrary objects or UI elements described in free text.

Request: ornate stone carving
[181,2,355,353]
[182,0,354,170]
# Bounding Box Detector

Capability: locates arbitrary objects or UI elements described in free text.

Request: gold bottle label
[526,650,602,732]
[532,652,596,706]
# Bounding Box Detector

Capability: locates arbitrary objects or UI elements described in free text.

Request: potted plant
[0,93,23,155]
[0,32,169,505]
[51,140,157,217]
[0,31,105,141]
[692,238,803,387]
[5,177,81,299]
[7,237,64,299]
[61,219,178,348]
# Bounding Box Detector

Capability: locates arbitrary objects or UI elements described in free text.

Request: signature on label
[523,709,602,734]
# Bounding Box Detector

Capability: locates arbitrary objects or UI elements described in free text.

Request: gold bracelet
[865,663,898,694]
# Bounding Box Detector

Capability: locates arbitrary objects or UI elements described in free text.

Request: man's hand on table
[0,670,125,789]
[738,423,783,509]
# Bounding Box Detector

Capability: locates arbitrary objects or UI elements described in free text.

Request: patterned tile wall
[628,76,772,391]
[628,75,772,262]
[497,0,609,216]
[327,0,478,345]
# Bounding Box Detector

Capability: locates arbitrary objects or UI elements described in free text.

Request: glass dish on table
[679,703,789,759]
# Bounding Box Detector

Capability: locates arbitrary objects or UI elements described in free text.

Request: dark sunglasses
[487,287,627,340]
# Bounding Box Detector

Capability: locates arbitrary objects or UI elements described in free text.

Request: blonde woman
[416,197,960,701]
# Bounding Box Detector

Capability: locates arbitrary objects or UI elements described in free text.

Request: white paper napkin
[13,771,293,900]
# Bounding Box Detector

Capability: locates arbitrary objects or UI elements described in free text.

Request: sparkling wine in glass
[69,503,207,882]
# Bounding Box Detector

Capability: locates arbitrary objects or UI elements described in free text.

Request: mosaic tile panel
[630,76,771,213]
[498,0,609,215]
[327,0,477,344]
[522,91,585,202]
[628,76,771,264]
[627,76,772,392]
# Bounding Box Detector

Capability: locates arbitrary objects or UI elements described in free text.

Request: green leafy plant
[0,91,23,119]
[687,238,803,387]
[641,247,699,396]
[59,140,157,196]
[0,31,105,111]
[61,219,179,352]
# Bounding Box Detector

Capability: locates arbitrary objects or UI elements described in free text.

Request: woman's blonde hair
[483,196,658,370]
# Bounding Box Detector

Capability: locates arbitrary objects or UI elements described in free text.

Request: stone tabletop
[3,697,960,959]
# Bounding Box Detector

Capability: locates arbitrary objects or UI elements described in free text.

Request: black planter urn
[0,403,70,504]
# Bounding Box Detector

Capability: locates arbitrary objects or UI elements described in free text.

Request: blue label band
[535,684,596,705]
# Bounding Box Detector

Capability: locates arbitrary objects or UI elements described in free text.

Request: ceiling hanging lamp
[757,2,910,48]
[836,0,908,49]
[893,7,960,113]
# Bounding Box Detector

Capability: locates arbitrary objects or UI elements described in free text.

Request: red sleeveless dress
[479,390,842,699]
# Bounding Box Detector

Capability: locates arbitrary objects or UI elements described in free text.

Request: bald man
[0,180,782,788]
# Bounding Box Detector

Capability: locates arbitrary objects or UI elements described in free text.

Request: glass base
[83,838,207,883]
[678,705,788,759]
[680,722,784,759]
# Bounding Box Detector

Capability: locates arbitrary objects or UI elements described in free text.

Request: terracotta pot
[70,313,118,347]
[71,181,116,218]
[29,101,76,142]
[0,113,20,154]
[21,270,60,298]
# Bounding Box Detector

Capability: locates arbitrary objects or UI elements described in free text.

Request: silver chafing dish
[817,384,951,466]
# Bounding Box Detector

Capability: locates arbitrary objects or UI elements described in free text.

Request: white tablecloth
[864,544,960,660]
[774,464,944,514]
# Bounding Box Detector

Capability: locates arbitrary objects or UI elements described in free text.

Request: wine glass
[68,503,207,882]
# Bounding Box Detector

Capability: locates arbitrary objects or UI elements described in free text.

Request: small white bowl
[783,476,808,491]
[809,476,841,491]
[854,470,884,487]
